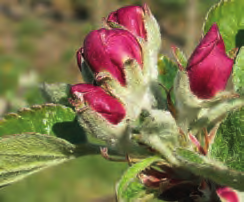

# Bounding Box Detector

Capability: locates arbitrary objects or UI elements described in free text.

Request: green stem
[74,143,124,157]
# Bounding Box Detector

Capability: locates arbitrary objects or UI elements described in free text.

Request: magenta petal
[83,29,124,84]
[107,5,147,39]
[71,83,98,94]
[186,24,233,99]
[187,24,225,68]
[217,187,239,202]
[83,28,142,85]
[71,84,126,124]
[104,29,143,67]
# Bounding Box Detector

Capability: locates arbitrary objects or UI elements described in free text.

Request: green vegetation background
[0,0,217,201]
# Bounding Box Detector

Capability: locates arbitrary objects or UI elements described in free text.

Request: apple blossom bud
[107,5,147,39]
[71,83,125,124]
[217,187,239,202]
[82,28,143,85]
[187,24,233,99]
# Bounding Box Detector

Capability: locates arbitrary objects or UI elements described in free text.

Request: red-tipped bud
[71,83,126,124]
[186,24,233,99]
[82,28,143,85]
[107,5,147,39]
[217,187,239,202]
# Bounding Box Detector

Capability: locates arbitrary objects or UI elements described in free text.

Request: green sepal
[0,104,86,144]
[173,70,203,132]
[174,70,239,133]
[95,59,158,119]
[76,106,127,144]
[142,4,161,83]
[144,4,161,55]
[139,109,180,148]
[106,21,125,29]
[172,46,187,68]
[190,96,244,135]
[80,61,95,84]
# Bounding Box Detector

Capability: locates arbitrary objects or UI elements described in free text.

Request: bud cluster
[69,4,240,201]
[71,4,162,143]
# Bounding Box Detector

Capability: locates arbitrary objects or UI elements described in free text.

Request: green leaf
[157,56,178,112]
[120,179,148,202]
[176,148,205,164]
[40,83,72,106]
[0,133,76,187]
[116,156,161,201]
[0,104,86,144]
[210,107,244,172]
[157,56,178,90]
[175,148,244,191]
[233,47,244,94]
[203,0,244,52]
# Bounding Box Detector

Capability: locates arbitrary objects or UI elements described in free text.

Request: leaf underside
[210,107,244,172]
[0,133,76,188]
[175,148,244,192]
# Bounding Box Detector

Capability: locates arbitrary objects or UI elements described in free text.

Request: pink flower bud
[71,83,126,124]
[82,28,143,85]
[107,5,147,39]
[217,187,239,202]
[186,24,233,99]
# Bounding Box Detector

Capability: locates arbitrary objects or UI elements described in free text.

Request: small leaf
[203,0,244,52]
[116,156,161,201]
[171,46,187,68]
[175,148,244,191]
[0,104,86,144]
[0,133,75,187]
[157,55,178,90]
[40,83,72,106]
[233,47,244,94]
[157,56,177,112]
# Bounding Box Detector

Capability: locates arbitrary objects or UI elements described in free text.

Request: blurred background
[0,0,218,201]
